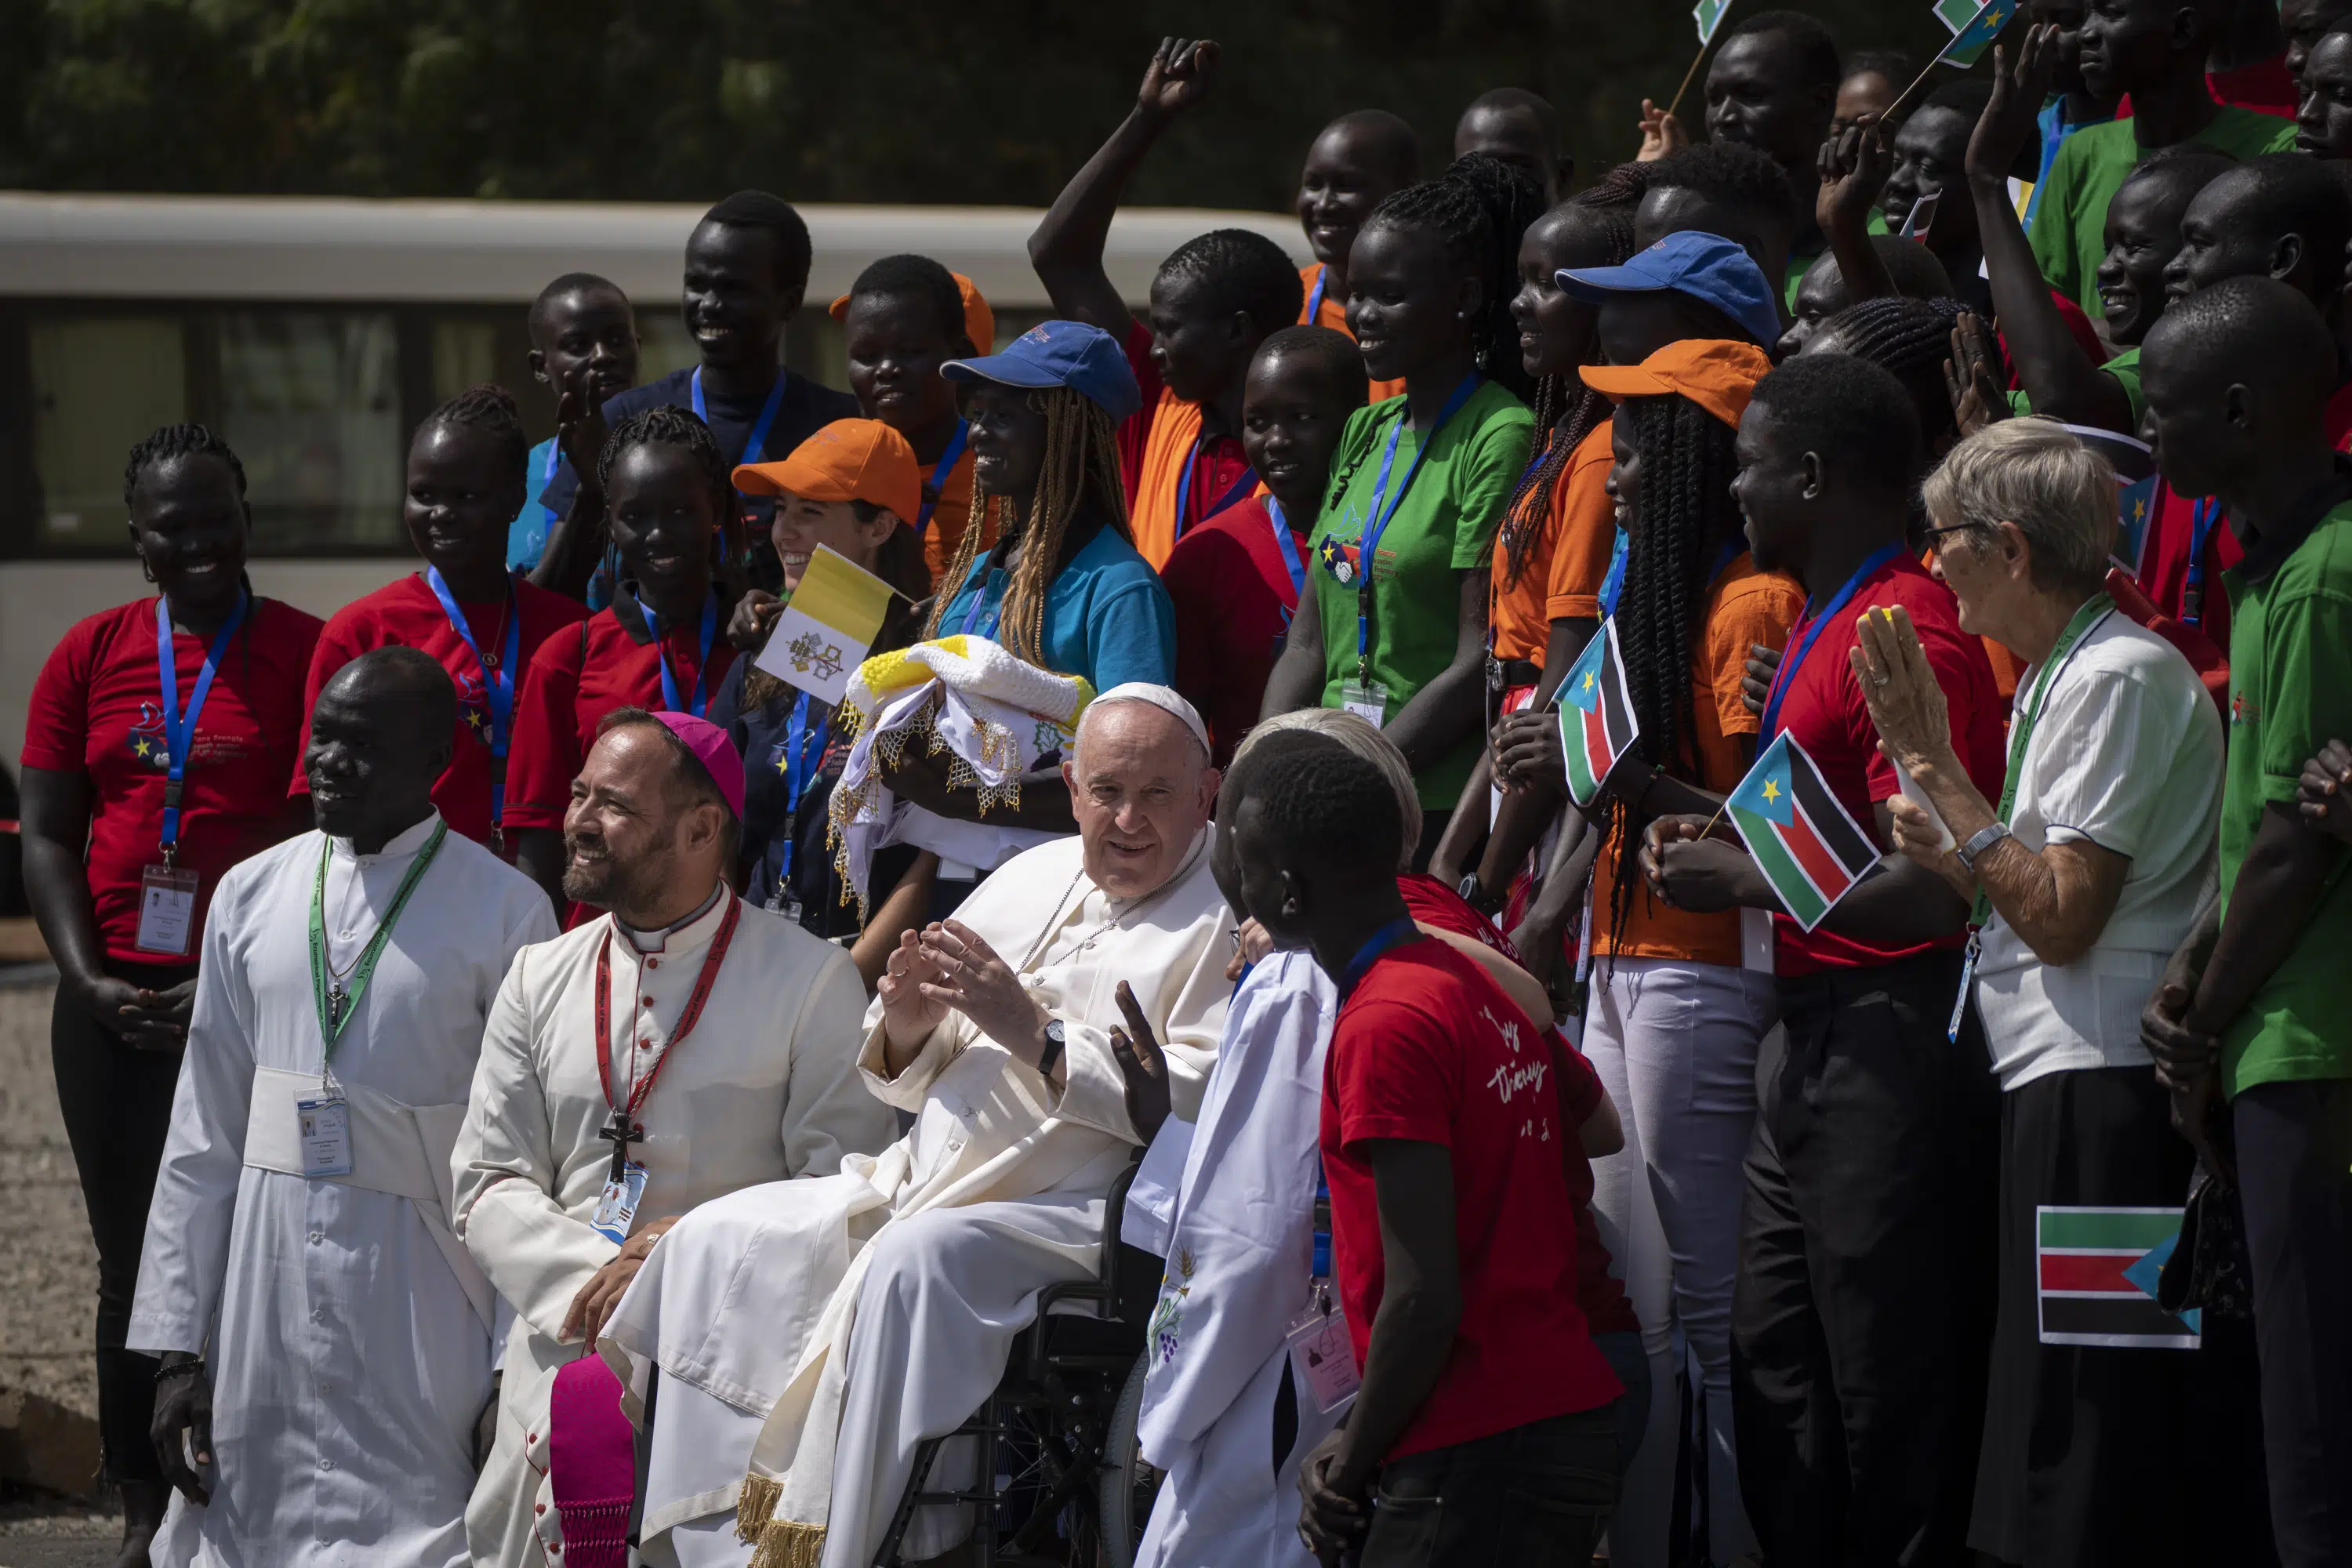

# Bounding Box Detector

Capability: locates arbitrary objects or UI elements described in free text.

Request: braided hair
[422,383,529,485]
[1810,294,1978,456]
[597,405,736,590]
[1361,152,1548,403]
[923,386,1129,669]
[1603,392,1744,944]
[1496,164,1650,588]
[124,423,247,506]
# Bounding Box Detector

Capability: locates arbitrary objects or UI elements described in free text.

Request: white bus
[0,192,1306,767]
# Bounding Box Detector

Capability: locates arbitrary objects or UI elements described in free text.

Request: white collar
[615,880,729,955]
[328,810,441,866]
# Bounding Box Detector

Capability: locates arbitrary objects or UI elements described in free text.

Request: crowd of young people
[20,3,2352,1565]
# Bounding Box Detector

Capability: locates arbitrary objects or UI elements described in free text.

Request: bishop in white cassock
[602,684,1233,1568]
[129,650,559,1567]
[452,709,894,1567]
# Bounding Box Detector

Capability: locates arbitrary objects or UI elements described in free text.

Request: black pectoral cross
[326,982,347,1030]
[599,1112,643,1185]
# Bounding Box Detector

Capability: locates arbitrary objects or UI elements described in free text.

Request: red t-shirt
[1392,872,1638,1336]
[1116,320,1253,531]
[2118,56,2299,121]
[1767,557,2004,975]
[1322,937,1621,1460]
[2135,481,2241,655]
[505,588,739,834]
[22,597,323,963]
[290,572,587,849]
[1162,495,1305,766]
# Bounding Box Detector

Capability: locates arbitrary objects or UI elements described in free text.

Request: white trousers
[1584,956,1775,1568]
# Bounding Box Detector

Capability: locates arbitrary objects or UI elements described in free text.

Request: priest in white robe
[452,707,892,1567]
[129,649,559,1567]
[603,684,1232,1568]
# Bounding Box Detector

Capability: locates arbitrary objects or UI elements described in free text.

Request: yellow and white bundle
[827,636,1093,917]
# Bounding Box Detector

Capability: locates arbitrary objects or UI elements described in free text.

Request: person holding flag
[1847,419,2246,1564]
[1639,353,2008,1564]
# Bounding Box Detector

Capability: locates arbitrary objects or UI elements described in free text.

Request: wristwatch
[1036,1017,1067,1077]
[1955,821,2013,872]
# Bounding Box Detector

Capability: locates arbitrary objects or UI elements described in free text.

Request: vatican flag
[752,544,898,705]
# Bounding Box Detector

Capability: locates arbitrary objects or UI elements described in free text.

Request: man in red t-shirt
[1643,356,2003,1564]
[1221,735,1622,1566]
[1163,327,1366,764]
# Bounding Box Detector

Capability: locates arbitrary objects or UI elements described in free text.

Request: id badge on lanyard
[1284,1286,1360,1414]
[136,865,201,956]
[141,591,249,954]
[591,1162,648,1246]
[297,1088,353,1179]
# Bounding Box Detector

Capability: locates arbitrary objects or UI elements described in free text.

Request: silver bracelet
[1956,821,2013,871]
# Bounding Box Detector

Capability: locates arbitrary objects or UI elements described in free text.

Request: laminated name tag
[136,865,200,956]
[590,1162,648,1246]
[1285,1301,1361,1414]
[296,1094,353,1178]
[1338,678,1388,730]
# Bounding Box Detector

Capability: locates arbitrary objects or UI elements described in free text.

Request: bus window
[216,310,403,553]
[30,314,188,547]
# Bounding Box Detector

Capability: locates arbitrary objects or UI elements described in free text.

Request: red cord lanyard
[593,895,742,1181]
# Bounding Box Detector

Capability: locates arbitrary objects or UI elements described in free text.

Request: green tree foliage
[0,0,1962,205]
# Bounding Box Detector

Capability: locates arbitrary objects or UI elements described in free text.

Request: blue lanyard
[1305,264,1329,322]
[1339,915,1421,998]
[1598,528,1630,619]
[154,590,250,856]
[954,557,1004,639]
[655,593,719,717]
[1759,543,1904,740]
[693,367,789,474]
[916,420,970,535]
[1265,497,1308,602]
[2025,99,2071,231]
[776,690,829,889]
[537,438,562,530]
[1355,375,1483,662]
[423,567,522,835]
[1173,434,1256,543]
[2185,497,2223,626]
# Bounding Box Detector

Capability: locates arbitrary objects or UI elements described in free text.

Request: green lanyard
[1973,593,2113,925]
[308,818,449,1057]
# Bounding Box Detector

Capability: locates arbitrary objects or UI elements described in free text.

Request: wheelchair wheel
[1094,1352,1160,1568]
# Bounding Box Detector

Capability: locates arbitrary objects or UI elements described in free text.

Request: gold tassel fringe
[747,1519,826,1568]
[735,1475,782,1544]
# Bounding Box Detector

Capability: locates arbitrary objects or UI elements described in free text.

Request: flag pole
[1664,42,1711,122]
[1881,50,1949,124]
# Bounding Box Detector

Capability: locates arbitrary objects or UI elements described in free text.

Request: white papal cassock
[602,829,1231,1568]
[128,813,557,1568]
[452,888,893,1567]
[1132,947,1345,1568]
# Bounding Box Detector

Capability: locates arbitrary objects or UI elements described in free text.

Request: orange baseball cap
[733,419,921,524]
[1580,339,1774,432]
[829,271,996,355]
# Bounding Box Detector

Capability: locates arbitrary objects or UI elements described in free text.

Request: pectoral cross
[326,982,347,1029]
[599,1112,644,1185]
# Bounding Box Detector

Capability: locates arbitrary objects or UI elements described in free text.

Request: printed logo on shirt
[455,668,494,746]
[125,702,169,769]
[1479,1004,1555,1143]
[2230,688,2259,728]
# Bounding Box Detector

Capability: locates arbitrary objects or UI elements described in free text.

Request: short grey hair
[1921,418,2117,597]
[1236,710,1422,873]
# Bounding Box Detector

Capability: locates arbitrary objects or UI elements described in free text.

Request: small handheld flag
[1558,619,1642,809]
[752,544,898,705]
[1934,0,2019,67]
[2036,1207,2201,1348]
[2058,424,2158,575]
[1725,731,1882,931]
[1694,0,1735,44]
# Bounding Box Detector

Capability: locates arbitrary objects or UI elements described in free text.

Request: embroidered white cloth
[127,814,557,1568]
[827,635,1092,910]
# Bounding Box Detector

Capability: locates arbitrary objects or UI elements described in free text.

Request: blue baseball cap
[1555,231,1784,351]
[942,319,1142,424]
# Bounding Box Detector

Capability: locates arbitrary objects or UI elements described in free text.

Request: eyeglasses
[1918,522,1984,554]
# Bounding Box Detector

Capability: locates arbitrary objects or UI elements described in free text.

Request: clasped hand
[880,920,1047,1065]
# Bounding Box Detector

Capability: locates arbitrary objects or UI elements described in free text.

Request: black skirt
[1969,1064,2272,1566]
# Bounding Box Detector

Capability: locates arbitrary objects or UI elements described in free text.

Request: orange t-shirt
[920,446,985,587]
[1542,420,1621,625]
[1491,421,1606,664]
[1300,263,1407,404]
[1591,554,1806,967]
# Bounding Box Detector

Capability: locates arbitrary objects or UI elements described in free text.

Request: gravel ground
[0,972,125,1564]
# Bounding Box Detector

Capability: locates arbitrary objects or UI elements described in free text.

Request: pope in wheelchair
[601,685,1230,1567]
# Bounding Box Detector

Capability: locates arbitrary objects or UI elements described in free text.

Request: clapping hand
[1109,981,1171,1141]
[1851,604,1955,780]
[916,920,1052,1068]
[878,926,955,1051]
[554,365,614,502]
[1945,313,2011,439]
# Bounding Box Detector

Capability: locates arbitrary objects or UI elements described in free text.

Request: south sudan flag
[2037,1207,2201,1348]
[1558,619,1640,808]
[1725,732,1881,931]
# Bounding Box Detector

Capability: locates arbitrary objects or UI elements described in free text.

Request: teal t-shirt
[1308,379,1535,807]
[2218,499,2352,1095]
[937,519,1176,693]
[2028,107,2299,321]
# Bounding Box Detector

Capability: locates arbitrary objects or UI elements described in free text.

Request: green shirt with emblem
[2218,496,2352,1096]
[1308,379,1534,808]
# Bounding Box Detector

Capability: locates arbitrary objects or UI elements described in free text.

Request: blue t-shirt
[937,521,1176,691]
[506,436,561,572]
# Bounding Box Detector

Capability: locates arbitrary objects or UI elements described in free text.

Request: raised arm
[1968,31,2136,433]
[1819,120,1900,304]
[1028,38,1221,335]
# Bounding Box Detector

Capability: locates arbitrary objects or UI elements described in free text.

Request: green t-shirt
[1308,379,1535,807]
[1785,209,1891,308]
[2004,346,2144,428]
[2028,107,2299,321]
[2217,498,2352,1096]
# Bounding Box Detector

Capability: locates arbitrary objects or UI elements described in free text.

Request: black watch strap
[1037,1017,1066,1076]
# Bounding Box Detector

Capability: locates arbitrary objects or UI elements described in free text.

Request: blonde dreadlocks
[923,387,1130,668]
